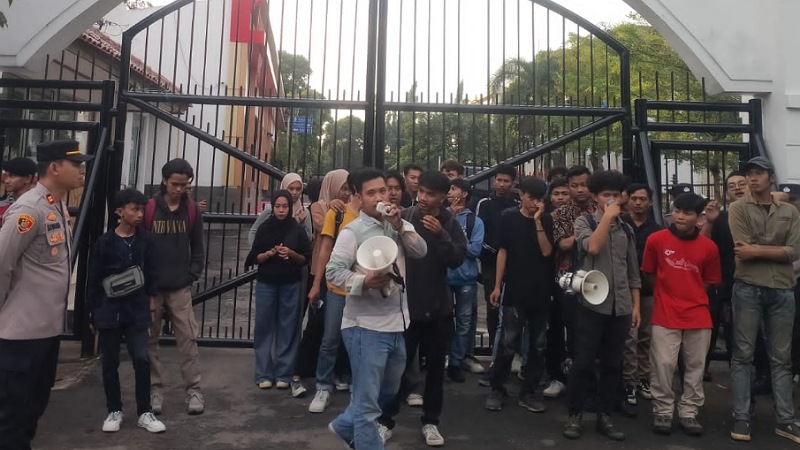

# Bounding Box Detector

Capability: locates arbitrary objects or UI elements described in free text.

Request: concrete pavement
[34,341,800,449]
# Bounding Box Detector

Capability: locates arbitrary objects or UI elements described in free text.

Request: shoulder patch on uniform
[17,213,35,234]
[46,194,55,205]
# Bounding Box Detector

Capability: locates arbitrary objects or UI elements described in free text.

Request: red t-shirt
[0,203,10,228]
[641,229,722,329]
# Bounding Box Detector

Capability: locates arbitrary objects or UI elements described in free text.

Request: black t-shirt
[498,209,554,309]
[710,210,735,295]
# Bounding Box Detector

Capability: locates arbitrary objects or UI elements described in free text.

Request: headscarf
[280,172,305,222]
[317,169,349,213]
[258,190,295,250]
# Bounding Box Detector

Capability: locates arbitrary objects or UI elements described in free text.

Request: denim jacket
[447,208,484,287]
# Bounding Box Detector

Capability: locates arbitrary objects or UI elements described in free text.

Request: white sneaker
[422,424,445,446]
[377,423,393,444]
[187,392,205,415]
[543,380,566,398]
[309,390,331,413]
[150,393,164,415]
[406,393,424,407]
[334,377,351,392]
[291,380,307,398]
[137,412,166,433]
[463,356,486,374]
[102,411,123,432]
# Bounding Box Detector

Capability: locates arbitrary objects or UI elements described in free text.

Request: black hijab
[257,190,295,250]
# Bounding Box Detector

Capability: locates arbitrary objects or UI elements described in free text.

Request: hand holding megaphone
[557,270,609,305]
[364,271,392,290]
[377,202,403,230]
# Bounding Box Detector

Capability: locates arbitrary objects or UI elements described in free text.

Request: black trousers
[0,336,60,450]
[99,324,151,416]
[379,316,452,427]
[567,305,630,414]
[481,265,500,349]
[546,289,575,381]
[706,284,733,368]
[490,305,549,396]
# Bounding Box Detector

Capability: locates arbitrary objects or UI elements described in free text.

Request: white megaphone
[356,236,400,296]
[557,270,609,306]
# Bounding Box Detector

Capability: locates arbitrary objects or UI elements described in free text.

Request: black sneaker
[518,393,546,413]
[478,368,492,387]
[730,420,751,442]
[447,366,466,383]
[653,415,672,435]
[596,413,625,441]
[625,385,638,406]
[563,413,582,440]
[776,421,800,444]
[484,389,504,411]
[679,416,702,436]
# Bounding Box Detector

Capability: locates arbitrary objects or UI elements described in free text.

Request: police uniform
[0,140,92,450]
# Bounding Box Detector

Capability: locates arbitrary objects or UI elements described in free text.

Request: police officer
[0,140,92,450]
[0,157,37,228]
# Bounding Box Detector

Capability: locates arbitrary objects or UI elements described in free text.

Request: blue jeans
[254,281,301,384]
[730,281,796,424]
[450,284,478,368]
[331,327,406,450]
[315,291,346,391]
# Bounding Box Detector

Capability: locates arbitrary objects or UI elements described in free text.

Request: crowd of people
[1,140,800,449]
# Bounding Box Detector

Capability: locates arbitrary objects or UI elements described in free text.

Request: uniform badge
[46,194,55,205]
[17,214,35,234]
[50,247,59,257]
[47,212,57,221]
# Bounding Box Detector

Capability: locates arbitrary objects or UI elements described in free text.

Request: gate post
[362,0,380,167]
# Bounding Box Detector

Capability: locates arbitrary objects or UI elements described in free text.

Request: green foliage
[0,0,13,28]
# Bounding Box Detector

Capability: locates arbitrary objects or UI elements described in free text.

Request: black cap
[36,140,94,163]
[669,183,693,198]
[743,156,774,172]
[3,157,36,177]
[779,184,800,197]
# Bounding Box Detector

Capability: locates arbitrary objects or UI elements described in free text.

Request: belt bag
[102,266,145,298]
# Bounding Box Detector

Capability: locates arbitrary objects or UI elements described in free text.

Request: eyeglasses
[727,182,746,190]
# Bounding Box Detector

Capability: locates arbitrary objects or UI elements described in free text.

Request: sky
[265,0,637,106]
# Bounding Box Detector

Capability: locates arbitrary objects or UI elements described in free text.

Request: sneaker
[620,398,638,418]
[137,412,166,433]
[517,366,526,381]
[309,390,331,413]
[653,414,673,435]
[775,421,800,444]
[679,416,703,436]
[464,356,485,374]
[543,380,566,398]
[422,424,445,447]
[407,393,424,407]
[102,411,123,433]
[563,413,582,440]
[187,392,205,415]
[478,372,492,387]
[257,380,273,389]
[596,413,625,441]
[328,422,356,450]
[518,393,546,413]
[484,389,504,411]
[276,381,290,389]
[377,423,393,444]
[291,380,307,398]
[334,377,351,392]
[625,384,638,406]
[637,379,653,400]
[447,365,466,383]
[730,420,751,442]
[150,393,164,415]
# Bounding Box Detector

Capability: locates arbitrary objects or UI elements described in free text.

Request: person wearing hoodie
[378,170,466,447]
[446,178,485,383]
[144,158,206,416]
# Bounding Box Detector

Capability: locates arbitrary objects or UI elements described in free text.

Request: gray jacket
[574,210,641,316]
[0,183,71,339]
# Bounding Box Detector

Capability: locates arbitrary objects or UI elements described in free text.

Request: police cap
[36,140,94,163]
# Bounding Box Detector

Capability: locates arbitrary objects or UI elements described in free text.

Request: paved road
[35,342,799,450]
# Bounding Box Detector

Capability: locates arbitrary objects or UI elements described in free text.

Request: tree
[0,0,12,28]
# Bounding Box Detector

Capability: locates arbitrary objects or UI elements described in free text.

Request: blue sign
[291,116,314,134]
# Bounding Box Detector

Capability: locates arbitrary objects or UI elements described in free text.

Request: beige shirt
[0,183,71,339]
[728,191,800,289]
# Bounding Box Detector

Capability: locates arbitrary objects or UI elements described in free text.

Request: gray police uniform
[0,182,71,450]
[0,182,71,339]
